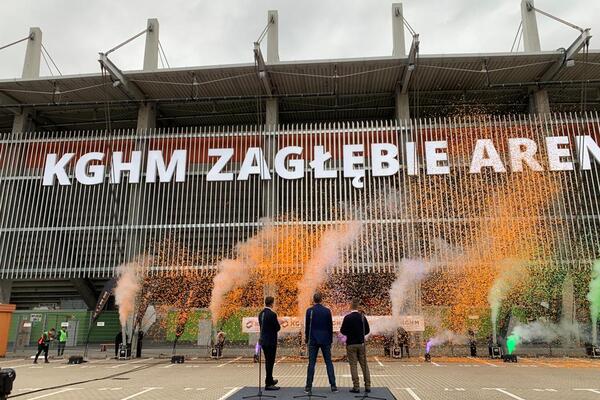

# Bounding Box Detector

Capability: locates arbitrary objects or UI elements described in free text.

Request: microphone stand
[243,309,276,400]
[294,308,326,399]
[355,311,385,400]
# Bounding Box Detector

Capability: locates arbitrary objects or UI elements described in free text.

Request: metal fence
[1,113,599,279]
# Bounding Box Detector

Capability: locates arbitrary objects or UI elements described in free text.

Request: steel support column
[69,279,97,310]
[521,0,550,114]
[0,280,12,303]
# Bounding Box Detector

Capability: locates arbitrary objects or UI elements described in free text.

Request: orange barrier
[0,304,16,357]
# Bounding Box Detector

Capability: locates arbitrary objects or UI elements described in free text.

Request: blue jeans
[306,344,336,388]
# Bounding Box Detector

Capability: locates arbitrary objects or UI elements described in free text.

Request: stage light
[171,355,184,364]
[502,354,518,363]
[424,352,431,362]
[490,346,502,359]
[118,343,131,360]
[586,344,600,358]
[68,356,84,364]
[0,368,16,399]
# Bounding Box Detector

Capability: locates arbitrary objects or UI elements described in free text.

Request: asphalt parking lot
[2,356,600,400]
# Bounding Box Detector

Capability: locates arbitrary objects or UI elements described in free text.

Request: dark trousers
[401,344,409,358]
[262,345,277,386]
[35,344,49,362]
[306,344,336,389]
[470,344,477,357]
[215,343,224,358]
[136,340,143,358]
[57,342,66,356]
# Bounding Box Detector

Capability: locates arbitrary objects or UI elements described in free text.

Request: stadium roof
[1,50,599,132]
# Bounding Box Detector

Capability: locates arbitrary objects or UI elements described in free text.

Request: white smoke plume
[297,221,362,316]
[114,261,143,330]
[426,330,468,353]
[511,320,582,344]
[487,258,527,344]
[209,224,277,323]
[587,260,600,344]
[210,259,250,323]
[390,259,428,317]
[368,317,415,335]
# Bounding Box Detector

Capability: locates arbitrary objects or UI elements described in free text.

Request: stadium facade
[1,1,600,317]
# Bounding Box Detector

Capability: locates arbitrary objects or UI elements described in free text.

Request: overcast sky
[0,0,598,79]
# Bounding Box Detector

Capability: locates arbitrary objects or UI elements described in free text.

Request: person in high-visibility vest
[57,327,68,356]
[34,328,56,364]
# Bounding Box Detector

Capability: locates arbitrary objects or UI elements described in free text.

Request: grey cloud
[0,0,598,79]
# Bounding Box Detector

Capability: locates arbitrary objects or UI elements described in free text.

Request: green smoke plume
[587,260,600,345]
[506,334,520,355]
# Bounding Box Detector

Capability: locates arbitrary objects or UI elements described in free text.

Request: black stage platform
[229,387,396,399]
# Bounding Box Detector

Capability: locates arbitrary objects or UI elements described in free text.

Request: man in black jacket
[258,296,281,391]
[340,299,371,393]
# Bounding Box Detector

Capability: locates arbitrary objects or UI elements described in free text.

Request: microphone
[306,308,314,346]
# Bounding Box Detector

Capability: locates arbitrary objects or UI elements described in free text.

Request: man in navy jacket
[258,296,281,390]
[304,292,338,394]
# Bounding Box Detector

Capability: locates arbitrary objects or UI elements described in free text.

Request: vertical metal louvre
[0,113,599,279]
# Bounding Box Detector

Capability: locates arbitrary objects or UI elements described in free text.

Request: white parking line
[6,364,35,369]
[574,389,600,394]
[24,388,82,400]
[54,364,77,369]
[131,357,153,363]
[400,388,423,400]
[374,357,384,367]
[118,387,161,400]
[110,358,153,369]
[0,359,25,364]
[218,387,242,400]
[216,356,242,368]
[468,357,499,367]
[161,363,176,368]
[483,388,527,400]
[275,356,287,364]
[431,361,442,367]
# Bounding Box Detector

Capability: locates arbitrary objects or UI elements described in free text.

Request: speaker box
[491,346,502,359]
[171,355,185,364]
[0,368,16,397]
[68,356,84,364]
[392,347,402,359]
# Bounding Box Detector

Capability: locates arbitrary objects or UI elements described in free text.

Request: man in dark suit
[304,292,338,394]
[258,296,281,391]
[340,298,371,393]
